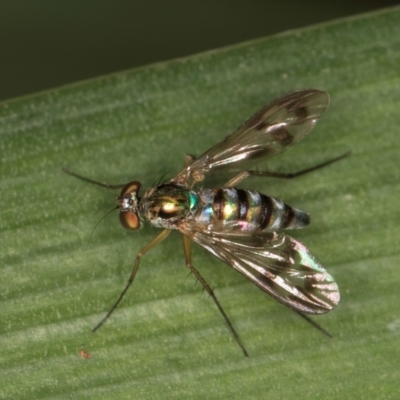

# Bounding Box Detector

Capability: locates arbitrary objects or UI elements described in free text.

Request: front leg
[92,229,171,332]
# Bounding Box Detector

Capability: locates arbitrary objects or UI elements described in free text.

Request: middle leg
[182,235,249,357]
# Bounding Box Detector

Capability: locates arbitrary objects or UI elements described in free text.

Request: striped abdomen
[195,188,310,232]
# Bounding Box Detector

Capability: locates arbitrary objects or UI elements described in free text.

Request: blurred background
[1,0,398,102]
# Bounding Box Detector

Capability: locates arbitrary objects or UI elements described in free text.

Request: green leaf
[1,7,400,399]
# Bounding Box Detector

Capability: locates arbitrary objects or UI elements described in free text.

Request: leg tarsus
[250,150,351,180]
[92,229,171,332]
[223,151,351,187]
[294,310,333,339]
[182,235,249,357]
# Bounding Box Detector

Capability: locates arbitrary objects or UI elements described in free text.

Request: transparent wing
[172,89,329,184]
[180,223,339,314]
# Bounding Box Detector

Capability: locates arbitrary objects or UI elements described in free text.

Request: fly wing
[180,224,339,314]
[172,89,329,184]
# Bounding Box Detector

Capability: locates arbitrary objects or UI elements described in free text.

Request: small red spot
[79,350,91,359]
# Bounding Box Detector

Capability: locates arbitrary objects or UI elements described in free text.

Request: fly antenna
[62,167,126,192]
[84,206,119,250]
[62,167,125,247]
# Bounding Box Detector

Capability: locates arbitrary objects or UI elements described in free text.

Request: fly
[64,89,350,357]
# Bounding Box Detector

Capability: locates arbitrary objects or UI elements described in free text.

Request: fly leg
[223,151,351,187]
[92,229,171,332]
[294,311,333,339]
[182,235,249,357]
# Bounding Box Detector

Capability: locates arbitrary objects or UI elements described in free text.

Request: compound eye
[119,211,141,230]
[120,181,141,197]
